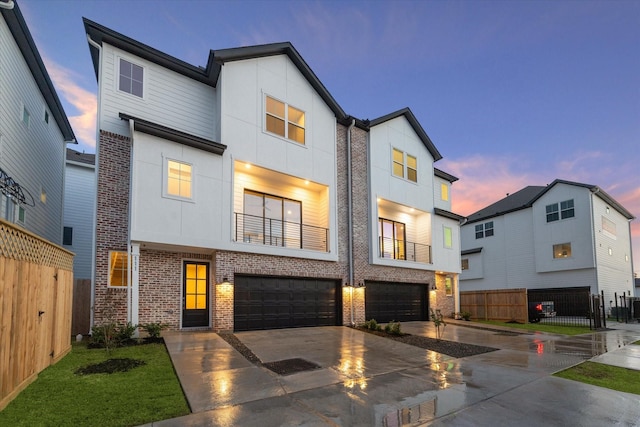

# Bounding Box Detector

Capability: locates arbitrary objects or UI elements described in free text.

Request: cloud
[42,57,97,150]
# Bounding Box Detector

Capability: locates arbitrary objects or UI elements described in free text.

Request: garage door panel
[234,276,341,331]
[365,281,427,323]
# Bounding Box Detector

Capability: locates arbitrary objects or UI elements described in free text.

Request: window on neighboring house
[445,277,453,296]
[108,251,128,287]
[392,148,417,182]
[475,221,494,239]
[461,259,469,270]
[242,190,302,248]
[63,227,73,245]
[265,96,305,144]
[166,160,193,199]
[441,183,449,201]
[546,199,574,222]
[119,58,144,98]
[553,243,572,259]
[443,226,453,248]
[22,106,30,127]
[379,218,406,260]
[16,205,25,226]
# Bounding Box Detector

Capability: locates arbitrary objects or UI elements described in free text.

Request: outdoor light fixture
[430,283,437,291]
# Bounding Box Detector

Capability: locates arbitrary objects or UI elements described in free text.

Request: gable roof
[369,108,443,162]
[434,168,459,183]
[2,1,75,141]
[83,19,346,120]
[466,179,635,224]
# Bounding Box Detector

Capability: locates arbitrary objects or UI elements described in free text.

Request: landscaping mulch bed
[262,358,322,376]
[75,358,147,375]
[358,328,498,358]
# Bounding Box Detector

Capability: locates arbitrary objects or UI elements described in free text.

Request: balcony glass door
[243,190,301,248]
[379,218,406,260]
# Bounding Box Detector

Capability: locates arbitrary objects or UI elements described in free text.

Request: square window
[119,58,144,97]
[63,226,73,245]
[265,96,305,144]
[166,160,192,199]
[461,259,469,270]
[553,243,572,259]
[108,251,128,287]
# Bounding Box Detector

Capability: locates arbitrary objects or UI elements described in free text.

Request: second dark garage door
[365,281,428,323]
[234,275,342,331]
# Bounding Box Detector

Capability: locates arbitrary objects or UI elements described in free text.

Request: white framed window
[475,221,494,239]
[108,251,128,288]
[164,159,193,200]
[546,199,574,222]
[119,58,144,98]
[265,95,305,144]
[443,226,453,248]
[445,277,453,296]
[392,148,417,183]
[16,205,25,226]
[553,243,572,259]
[441,183,449,201]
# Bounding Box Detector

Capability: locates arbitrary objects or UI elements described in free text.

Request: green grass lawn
[0,342,189,427]
[555,361,640,395]
[474,320,592,336]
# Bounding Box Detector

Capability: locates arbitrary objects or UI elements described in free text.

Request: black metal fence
[611,292,640,324]
[527,287,606,329]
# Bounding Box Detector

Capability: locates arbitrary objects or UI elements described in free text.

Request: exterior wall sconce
[217,277,233,293]
[430,283,437,291]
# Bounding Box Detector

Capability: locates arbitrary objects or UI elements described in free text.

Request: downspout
[590,188,599,297]
[87,34,101,333]
[346,118,356,325]
[127,119,135,325]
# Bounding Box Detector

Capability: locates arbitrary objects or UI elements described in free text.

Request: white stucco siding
[0,15,66,244]
[431,215,461,274]
[369,117,435,213]
[460,252,483,281]
[129,132,225,248]
[592,194,635,299]
[533,184,595,273]
[99,44,217,141]
[63,162,95,279]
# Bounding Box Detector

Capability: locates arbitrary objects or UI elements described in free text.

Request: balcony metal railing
[235,212,329,252]
[379,236,431,264]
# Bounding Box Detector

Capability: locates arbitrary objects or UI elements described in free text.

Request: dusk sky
[17,0,639,271]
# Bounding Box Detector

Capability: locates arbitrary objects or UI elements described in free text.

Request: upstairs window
[461,259,469,270]
[166,160,193,200]
[443,226,453,248]
[392,148,417,183]
[546,199,574,222]
[475,221,494,239]
[265,96,305,144]
[63,227,73,246]
[441,183,449,201]
[119,58,143,98]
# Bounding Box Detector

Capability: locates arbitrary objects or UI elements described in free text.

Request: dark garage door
[234,275,342,331]
[365,281,427,323]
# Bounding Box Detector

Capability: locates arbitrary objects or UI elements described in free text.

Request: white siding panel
[0,15,66,244]
[63,163,95,279]
[99,45,217,141]
[431,216,461,274]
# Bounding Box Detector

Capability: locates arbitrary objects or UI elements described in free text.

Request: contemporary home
[0,0,76,244]
[460,179,635,308]
[84,18,463,332]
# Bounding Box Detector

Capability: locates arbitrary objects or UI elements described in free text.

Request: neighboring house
[460,179,635,307]
[0,1,76,244]
[63,148,95,280]
[84,18,463,332]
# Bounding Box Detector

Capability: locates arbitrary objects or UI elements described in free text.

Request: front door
[182,261,209,328]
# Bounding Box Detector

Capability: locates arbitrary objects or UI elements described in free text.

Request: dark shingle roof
[66,148,95,165]
[466,179,635,224]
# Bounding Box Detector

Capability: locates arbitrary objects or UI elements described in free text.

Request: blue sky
[18,0,640,271]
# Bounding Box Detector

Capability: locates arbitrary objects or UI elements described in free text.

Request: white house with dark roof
[0,0,76,244]
[83,18,463,332]
[460,179,635,307]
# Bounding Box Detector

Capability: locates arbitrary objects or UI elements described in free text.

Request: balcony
[235,212,329,252]
[379,237,432,264]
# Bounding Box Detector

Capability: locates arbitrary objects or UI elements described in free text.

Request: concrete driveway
[145,322,640,426]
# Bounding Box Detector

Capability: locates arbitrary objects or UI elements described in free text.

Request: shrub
[430,308,447,340]
[140,322,168,339]
[91,322,137,352]
[384,321,402,335]
[360,319,382,331]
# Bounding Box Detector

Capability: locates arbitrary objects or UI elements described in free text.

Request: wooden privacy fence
[0,219,74,410]
[460,288,527,323]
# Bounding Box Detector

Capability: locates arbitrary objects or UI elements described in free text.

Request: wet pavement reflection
[153,322,640,427]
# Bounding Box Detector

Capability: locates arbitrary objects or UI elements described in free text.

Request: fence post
[601,290,606,328]
[614,292,619,322]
